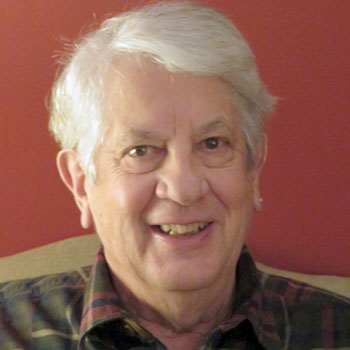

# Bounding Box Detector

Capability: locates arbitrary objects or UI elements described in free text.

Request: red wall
[1,0,349,276]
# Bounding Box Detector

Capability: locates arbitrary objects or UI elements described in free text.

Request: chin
[150,260,226,292]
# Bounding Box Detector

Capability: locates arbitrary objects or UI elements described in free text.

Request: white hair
[49,0,276,180]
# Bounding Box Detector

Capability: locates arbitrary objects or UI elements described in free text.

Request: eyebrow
[195,117,236,136]
[123,128,162,140]
[117,128,164,148]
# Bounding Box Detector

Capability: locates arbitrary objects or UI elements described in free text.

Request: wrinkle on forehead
[107,55,233,102]
[105,56,239,141]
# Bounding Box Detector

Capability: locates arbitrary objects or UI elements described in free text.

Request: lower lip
[151,223,213,247]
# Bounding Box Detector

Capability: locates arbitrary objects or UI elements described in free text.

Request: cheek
[88,175,157,261]
[90,174,157,226]
[209,167,254,210]
[111,174,156,213]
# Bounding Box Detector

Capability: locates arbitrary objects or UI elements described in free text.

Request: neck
[136,291,233,350]
[111,272,236,350]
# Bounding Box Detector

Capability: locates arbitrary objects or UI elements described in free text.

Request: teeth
[176,225,187,234]
[159,223,208,235]
[161,224,171,232]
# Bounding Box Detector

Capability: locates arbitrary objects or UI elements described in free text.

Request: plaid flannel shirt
[1,246,350,350]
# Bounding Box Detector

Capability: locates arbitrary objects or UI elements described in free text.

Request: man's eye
[198,136,234,167]
[122,145,164,174]
[128,145,150,157]
[204,137,220,150]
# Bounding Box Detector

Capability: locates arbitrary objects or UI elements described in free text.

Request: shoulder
[258,270,350,348]
[0,266,90,301]
[260,269,350,305]
[0,266,91,349]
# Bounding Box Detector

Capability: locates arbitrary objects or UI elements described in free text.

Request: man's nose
[155,152,209,206]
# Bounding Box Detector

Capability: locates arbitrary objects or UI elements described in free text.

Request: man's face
[84,58,258,293]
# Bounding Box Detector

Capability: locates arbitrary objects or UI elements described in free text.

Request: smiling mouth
[154,222,210,236]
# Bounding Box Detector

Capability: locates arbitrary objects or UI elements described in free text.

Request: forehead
[104,57,238,137]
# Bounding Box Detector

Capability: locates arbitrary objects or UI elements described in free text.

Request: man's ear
[251,134,268,212]
[56,150,93,229]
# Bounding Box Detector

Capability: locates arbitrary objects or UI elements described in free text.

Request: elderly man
[1,1,350,349]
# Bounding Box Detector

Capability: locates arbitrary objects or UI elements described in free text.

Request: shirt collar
[220,246,286,349]
[79,248,125,335]
[79,248,159,349]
